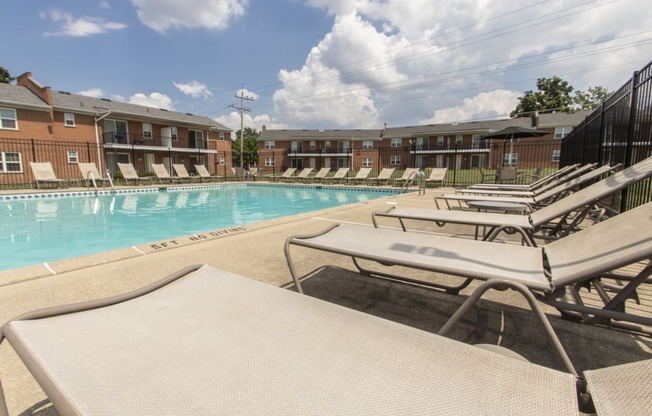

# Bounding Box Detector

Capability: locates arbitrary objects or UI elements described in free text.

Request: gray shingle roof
[259,128,382,141]
[52,90,232,131]
[259,112,589,141]
[0,83,50,110]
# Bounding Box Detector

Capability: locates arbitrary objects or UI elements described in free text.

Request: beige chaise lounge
[373,156,652,245]
[285,201,652,376]
[117,162,153,184]
[29,162,67,189]
[0,264,584,415]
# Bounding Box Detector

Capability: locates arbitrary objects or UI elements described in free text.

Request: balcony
[102,132,216,154]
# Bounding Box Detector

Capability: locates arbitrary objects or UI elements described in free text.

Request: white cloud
[41,9,126,36]
[421,89,521,124]
[99,1,111,9]
[270,0,652,128]
[235,88,259,100]
[77,88,105,98]
[132,0,248,33]
[173,81,213,98]
[216,112,286,133]
[128,92,174,110]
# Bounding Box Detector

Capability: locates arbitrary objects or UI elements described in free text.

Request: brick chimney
[17,72,53,106]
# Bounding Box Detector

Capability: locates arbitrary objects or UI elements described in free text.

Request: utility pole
[230,87,254,168]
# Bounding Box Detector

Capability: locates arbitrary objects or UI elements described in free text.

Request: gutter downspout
[94,109,112,173]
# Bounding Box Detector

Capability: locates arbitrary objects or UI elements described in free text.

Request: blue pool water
[0,185,397,271]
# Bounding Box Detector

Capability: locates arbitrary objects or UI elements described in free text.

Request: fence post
[620,70,641,212]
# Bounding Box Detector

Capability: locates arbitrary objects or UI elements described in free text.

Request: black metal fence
[561,59,652,211]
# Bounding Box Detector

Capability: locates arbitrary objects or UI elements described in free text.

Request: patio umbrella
[481,126,548,166]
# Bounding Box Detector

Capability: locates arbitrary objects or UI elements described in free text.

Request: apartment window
[142,123,152,139]
[189,130,204,149]
[219,132,225,141]
[171,126,178,140]
[265,157,275,167]
[324,141,331,150]
[455,135,463,145]
[503,153,518,166]
[265,141,275,149]
[310,141,316,150]
[471,135,483,149]
[0,152,22,173]
[0,108,17,130]
[291,141,302,152]
[362,140,374,150]
[219,156,225,166]
[554,127,572,139]
[552,149,561,162]
[67,150,78,163]
[390,155,401,165]
[436,136,444,146]
[63,113,76,127]
[362,157,373,167]
[391,138,402,147]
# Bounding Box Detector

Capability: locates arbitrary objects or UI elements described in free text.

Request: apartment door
[103,119,128,144]
[454,154,462,170]
[145,154,155,171]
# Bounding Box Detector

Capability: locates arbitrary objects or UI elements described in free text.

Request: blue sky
[3,0,651,132]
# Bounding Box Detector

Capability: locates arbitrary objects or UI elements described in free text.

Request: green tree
[232,127,260,168]
[0,66,14,83]
[511,76,575,117]
[573,85,612,111]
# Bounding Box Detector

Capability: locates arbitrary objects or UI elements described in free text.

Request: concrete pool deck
[0,183,651,415]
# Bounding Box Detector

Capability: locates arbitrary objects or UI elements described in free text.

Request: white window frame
[219,132,225,141]
[390,155,401,165]
[552,149,561,162]
[503,153,518,166]
[171,126,178,141]
[219,156,225,166]
[362,140,374,150]
[0,108,18,130]
[554,127,572,139]
[324,141,331,150]
[309,141,316,150]
[142,123,153,139]
[362,157,373,167]
[265,157,275,167]
[0,151,23,173]
[190,129,204,149]
[265,141,275,149]
[455,134,463,145]
[64,113,76,127]
[391,138,402,148]
[67,150,78,164]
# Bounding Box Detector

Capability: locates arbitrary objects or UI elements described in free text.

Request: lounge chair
[344,167,372,185]
[437,164,617,211]
[117,162,153,184]
[373,156,652,245]
[29,162,67,189]
[0,264,583,415]
[194,164,212,181]
[458,163,596,196]
[368,168,395,185]
[469,164,579,191]
[424,167,447,187]
[271,167,297,182]
[392,168,419,186]
[495,166,518,183]
[289,167,313,182]
[322,167,350,184]
[309,167,331,183]
[285,201,652,375]
[151,163,179,183]
[247,167,261,181]
[173,164,201,182]
[78,162,111,188]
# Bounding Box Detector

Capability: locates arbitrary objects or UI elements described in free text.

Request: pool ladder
[400,170,426,195]
[86,169,116,193]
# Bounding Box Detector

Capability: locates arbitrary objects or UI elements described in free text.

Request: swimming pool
[0,184,398,271]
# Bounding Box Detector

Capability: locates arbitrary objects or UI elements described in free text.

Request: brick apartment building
[0,72,233,184]
[257,112,589,174]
